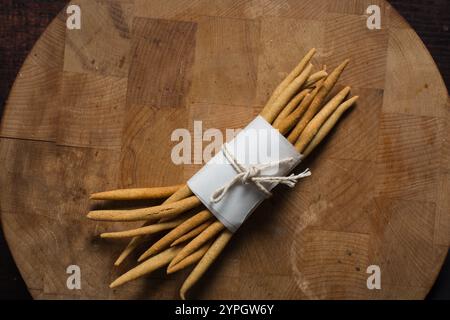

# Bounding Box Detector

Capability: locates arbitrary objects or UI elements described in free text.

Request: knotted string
[210,145,311,203]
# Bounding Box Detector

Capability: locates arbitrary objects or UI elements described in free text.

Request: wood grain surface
[0,0,449,299]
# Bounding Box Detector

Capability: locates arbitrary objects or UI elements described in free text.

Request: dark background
[0,0,449,300]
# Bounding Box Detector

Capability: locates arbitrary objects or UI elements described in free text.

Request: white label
[188,116,302,232]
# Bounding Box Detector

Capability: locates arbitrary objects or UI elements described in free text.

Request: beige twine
[210,145,311,203]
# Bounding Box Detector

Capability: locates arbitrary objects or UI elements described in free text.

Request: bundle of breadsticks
[87,48,358,299]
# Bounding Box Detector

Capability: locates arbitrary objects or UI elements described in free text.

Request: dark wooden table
[0,0,449,299]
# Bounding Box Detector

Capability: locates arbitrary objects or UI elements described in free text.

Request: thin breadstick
[295,86,351,152]
[304,70,328,88]
[261,63,314,124]
[170,221,213,247]
[90,184,184,200]
[261,48,316,111]
[113,184,192,266]
[100,217,186,239]
[167,242,211,275]
[169,221,225,267]
[159,185,194,225]
[180,230,233,300]
[302,96,358,157]
[137,210,213,261]
[109,246,181,289]
[276,78,325,135]
[114,237,142,266]
[87,196,201,222]
[287,59,349,143]
[272,89,310,128]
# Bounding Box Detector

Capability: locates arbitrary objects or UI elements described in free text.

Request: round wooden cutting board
[1,0,449,300]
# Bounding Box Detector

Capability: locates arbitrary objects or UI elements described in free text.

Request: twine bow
[210,145,311,203]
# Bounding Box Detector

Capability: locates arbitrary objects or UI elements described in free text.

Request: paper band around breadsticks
[188,116,310,233]
[209,144,311,203]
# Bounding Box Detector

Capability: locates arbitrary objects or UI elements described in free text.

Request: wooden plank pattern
[374,113,444,203]
[57,72,128,148]
[189,16,260,106]
[0,0,449,300]
[324,13,389,89]
[120,103,187,188]
[127,17,197,107]
[256,17,325,105]
[63,0,134,78]
[0,63,63,141]
[382,27,448,118]
[135,0,264,21]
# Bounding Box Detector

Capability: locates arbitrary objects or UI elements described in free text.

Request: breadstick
[166,242,211,275]
[90,184,184,201]
[261,63,313,124]
[100,217,186,239]
[302,96,358,157]
[170,221,213,247]
[114,237,141,266]
[87,196,201,222]
[113,184,192,266]
[169,221,225,267]
[276,78,325,135]
[110,246,181,288]
[272,89,310,128]
[287,59,349,143]
[137,210,213,261]
[304,70,328,88]
[164,184,194,202]
[295,86,351,152]
[261,48,316,111]
[180,230,233,300]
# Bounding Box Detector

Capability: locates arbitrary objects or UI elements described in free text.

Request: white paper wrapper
[187,116,302,232]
